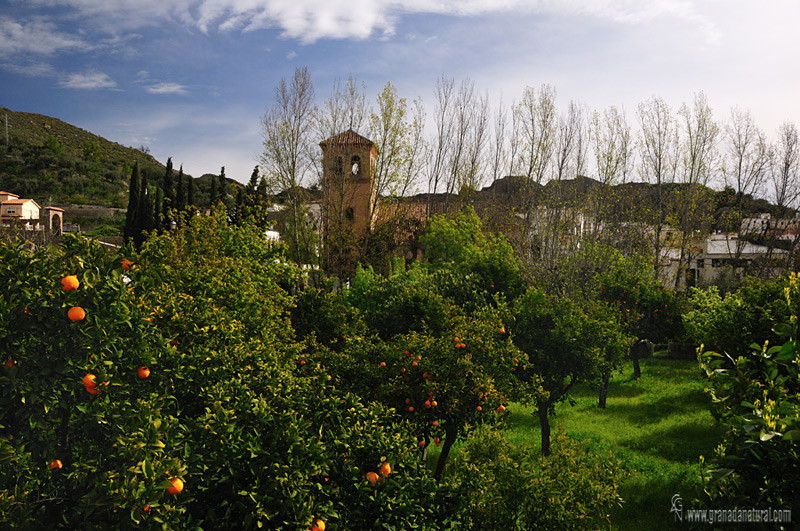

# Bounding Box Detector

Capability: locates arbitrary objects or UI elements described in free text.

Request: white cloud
[13,0,724,45]
[145,82,189,95]
[0,15,89,55]
[286,50,297,60]
[0,61,56,76]
[58,71,118,89]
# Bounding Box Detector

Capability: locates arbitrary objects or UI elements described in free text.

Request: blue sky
[2,0,800,186]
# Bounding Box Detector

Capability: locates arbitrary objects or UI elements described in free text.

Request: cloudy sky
[2,0,799,185]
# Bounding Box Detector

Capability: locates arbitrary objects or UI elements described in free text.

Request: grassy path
[503,357,724,530]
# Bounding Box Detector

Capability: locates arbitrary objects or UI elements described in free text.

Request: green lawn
[503,357,724,530]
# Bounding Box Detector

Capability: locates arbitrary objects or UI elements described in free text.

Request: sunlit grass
[503,357,724,530]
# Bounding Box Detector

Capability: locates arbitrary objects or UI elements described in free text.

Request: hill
[0,107,168,208]
[0,108,242,214]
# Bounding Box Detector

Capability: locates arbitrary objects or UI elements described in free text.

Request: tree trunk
[632,356,641,379]
[598,373,610,409]
[538,407,551,457]
[433,429,457,483]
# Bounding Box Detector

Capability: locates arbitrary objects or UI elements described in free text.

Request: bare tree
[637,96,679,280]
[427,76,456,213]
[553,101,586,181]
[772,121,800,210]
[720,107,771,261]
[592,106,633,187]
[671,92,720,289]
[260,66,317,266]
[489,97,509,184]
[459,89,490,193]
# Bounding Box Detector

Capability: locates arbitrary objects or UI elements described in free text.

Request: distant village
[4,130,800,290]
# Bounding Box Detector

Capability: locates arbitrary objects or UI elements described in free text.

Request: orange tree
[0,212,458,530]
[511,286,625,456]
[302,262,542,483]
[0,235,188,529]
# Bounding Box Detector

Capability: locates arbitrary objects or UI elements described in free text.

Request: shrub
[447,425,626,530]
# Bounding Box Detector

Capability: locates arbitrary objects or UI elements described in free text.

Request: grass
[501,356,724,530]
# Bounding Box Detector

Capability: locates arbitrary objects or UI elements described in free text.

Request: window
[345,207,354,222]
[6,208,15,214]
[350,155,361,176]
[333,156,343,177]
[697,259,704,269]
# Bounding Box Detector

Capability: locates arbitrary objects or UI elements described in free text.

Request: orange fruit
[407,406,414,412]
[431,400,437,407]
[83,374,97,388]
[418,440,425,447]
[454,337,460,343]
[415,355,421,361]
[499,326,506,334]
[424,400,431,408]
[411,361,417,367]
[300,360,306,366]
[379,462,391,476]
[4,359,14,368]
[311,519,325,531]
[496,405,506,412]
[121,259,134,271]
[137,366,150,379]
[434,437,441,446]
[366,471,379,485]
[430,420,438,426]
[68,306,86,322]
[49,459,62,469]
[166,477,184,495]
[61,275,79,291]
[404,350,411,357]
[85,385,100,395]
[379,361,386,367]
[401,368,406,373]
[476,406,482,411]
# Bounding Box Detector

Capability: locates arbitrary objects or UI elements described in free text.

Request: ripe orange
[166,477,184,495]
[424,400,431,408]
[366,471,379,485]
[454,337,460,343]
[121,259,134,271]
[311,519,325,531]
[431,400,437,407]
[411,361,417,367]
[418,440,425,447]
[4,359,14,368]
[404,350,411,357]
[137,366,150,379]
[401,368,406,373]
[83,374,97,388]
[85,385,100,395]
[379,361,386,367]
[430,420,438,426]
[496,405,506,412]
[68,306,86,322]
[379,462,391,477]
[499,326,506,334]
[407,406,414,412]
[415,355,421,361]
[476,406,482,411]
[300,360,306,366]
[434,437,441,446]
[49,459,62,469]
[61,275,79,291]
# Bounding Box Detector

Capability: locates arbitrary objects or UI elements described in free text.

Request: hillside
[0,108,168,208]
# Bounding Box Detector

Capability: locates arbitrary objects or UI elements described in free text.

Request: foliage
[0,214,454,530]
[684,277,790,357]
[698,274,800,511]
[596,250,683,344]
[447,425,626,530]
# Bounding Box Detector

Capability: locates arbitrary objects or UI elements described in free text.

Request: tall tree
[772,121,800,210]
[671,92,720,289]
[162,157,174,230]
[721,107,771,261]
[175,165,185,212]
[261,66,317,266]
[637,96,678,281]
[124,162,142,244]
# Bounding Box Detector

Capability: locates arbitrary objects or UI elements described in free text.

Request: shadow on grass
[610,389,711,426]
[620,421,724,463]
[612,467,704,531]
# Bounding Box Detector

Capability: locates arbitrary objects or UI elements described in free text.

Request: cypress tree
[175,165,185,211]
[162,157,174,230]
[187,176,195,209]
[124,162,141,244]
[210,173,217,207]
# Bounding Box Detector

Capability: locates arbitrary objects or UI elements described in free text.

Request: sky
[2,0,800,186]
